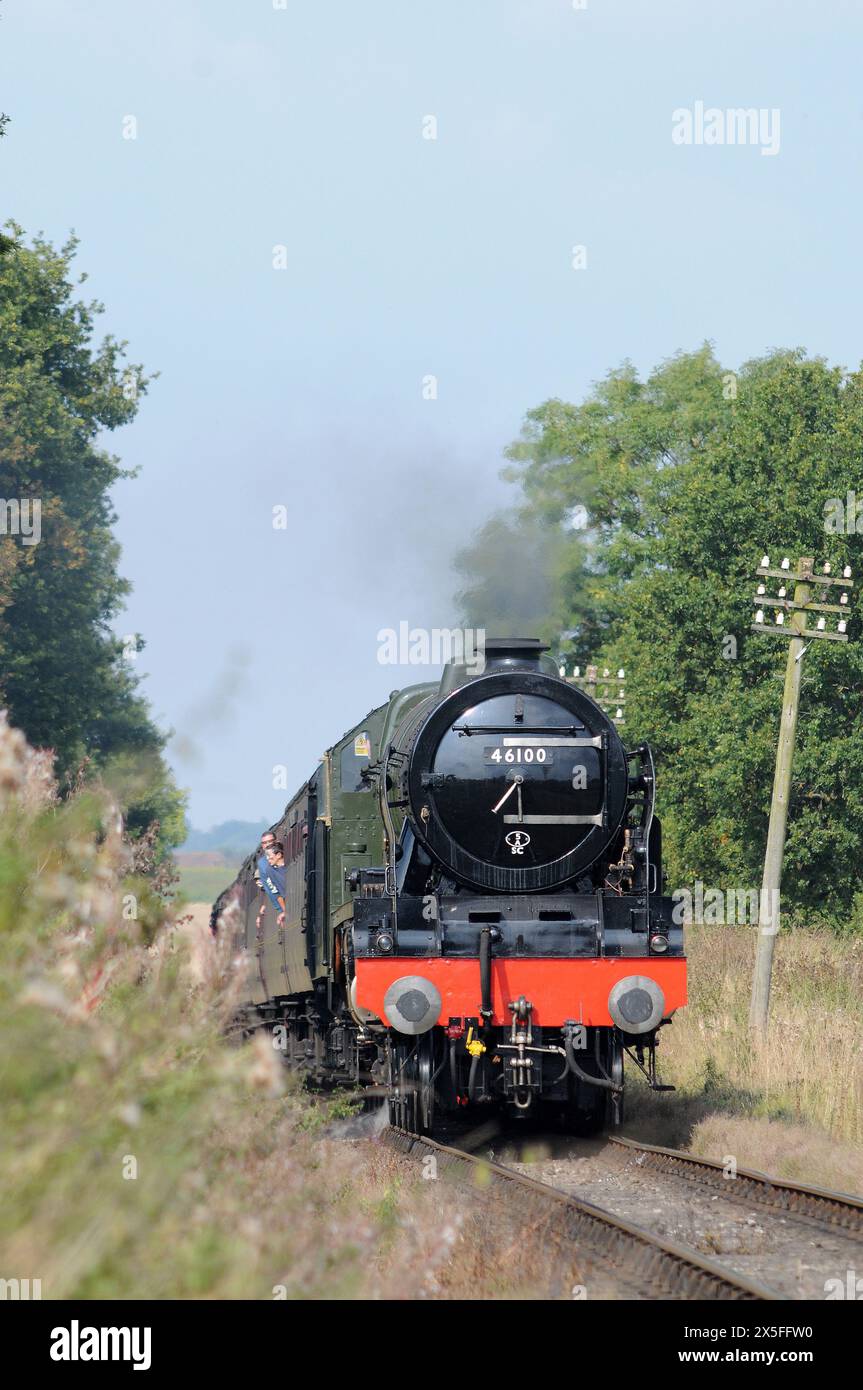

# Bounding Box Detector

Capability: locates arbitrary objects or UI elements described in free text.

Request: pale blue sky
[2,0,861,827]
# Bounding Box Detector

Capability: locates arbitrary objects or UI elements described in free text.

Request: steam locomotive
[212,638,686,1134]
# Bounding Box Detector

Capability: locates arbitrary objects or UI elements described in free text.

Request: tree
[459,346,863,927]
[0,224,185,855]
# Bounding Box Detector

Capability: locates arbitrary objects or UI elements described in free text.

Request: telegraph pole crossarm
[566,660,626,726]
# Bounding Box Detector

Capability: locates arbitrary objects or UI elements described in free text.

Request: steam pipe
[468,1051,481,1102]
[564,1029,622,1092]
[479,927,493,1027]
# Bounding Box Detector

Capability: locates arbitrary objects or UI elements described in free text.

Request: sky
[2,0,862,829]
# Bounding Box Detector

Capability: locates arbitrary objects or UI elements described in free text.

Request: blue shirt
[257,855,285,912]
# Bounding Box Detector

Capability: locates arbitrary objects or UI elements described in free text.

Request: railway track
[382,1126,777,1300]
[608,1134,863,1234]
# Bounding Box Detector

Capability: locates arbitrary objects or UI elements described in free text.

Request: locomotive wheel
[417,1034,436,1134]
[567,1088,607,1136]
[387,1040,417,1133]
[387,1036,436,1135]
[562,1031,625,1135]
[606,1032,625,1129]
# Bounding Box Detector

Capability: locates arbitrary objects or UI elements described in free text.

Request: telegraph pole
[749,555,853,1032]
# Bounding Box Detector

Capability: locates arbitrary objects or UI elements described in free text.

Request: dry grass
[687,1114,863,1195]
[336,1139,589,1300]
[625,924,863,1190]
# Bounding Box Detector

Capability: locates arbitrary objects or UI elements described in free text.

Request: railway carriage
[213,638,686,1133]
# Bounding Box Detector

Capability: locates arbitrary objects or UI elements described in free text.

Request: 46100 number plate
[484,746,554,764]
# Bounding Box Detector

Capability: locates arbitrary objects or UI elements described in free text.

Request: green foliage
[460,346,863,927]
[0,223,184,854]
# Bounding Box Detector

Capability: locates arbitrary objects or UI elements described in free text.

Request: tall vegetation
[627,923,863,1179]
[0,224,184,853]
[457,347,863,928]
[0,716,547,1298]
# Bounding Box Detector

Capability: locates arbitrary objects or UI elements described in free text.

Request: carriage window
[341,732,372,791]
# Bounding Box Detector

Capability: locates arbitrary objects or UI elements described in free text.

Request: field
[176,863,238,906]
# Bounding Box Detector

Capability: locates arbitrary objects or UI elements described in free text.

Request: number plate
[484,746,554,765]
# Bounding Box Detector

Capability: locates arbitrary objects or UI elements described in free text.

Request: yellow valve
[465,1026,486,1058]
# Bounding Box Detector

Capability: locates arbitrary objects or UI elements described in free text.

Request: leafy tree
[0,224,185,854]
[460,346,863,927]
